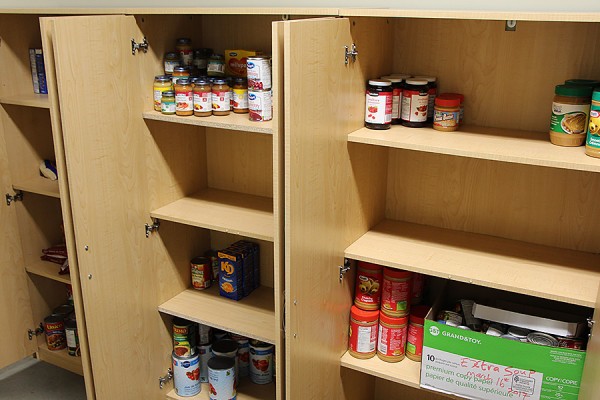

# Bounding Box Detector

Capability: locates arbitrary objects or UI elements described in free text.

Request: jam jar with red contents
[401,79,429,128]
[364,79,393,130]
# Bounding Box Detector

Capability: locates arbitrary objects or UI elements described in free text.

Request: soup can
[191,256,212,290]
[173,318,197,357]
[230,334,250,377]
[246,56,271,90]
[172,351,201,397]
[249,340,274,384]
[208,356,236,400]
[44,314,67,351]
[198,343,213,383]
[248,90,272,122]
[527,332,559,347]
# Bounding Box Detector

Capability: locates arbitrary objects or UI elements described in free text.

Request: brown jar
[175,78,193,117]
[233,77,249,114]
[211,79,231,116]
[193,78,212,117]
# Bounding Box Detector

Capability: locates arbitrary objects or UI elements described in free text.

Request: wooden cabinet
[0,13,94,398]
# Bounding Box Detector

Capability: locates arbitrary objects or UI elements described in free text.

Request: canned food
[457,326,472,331]
[198,344,213,383]
[164,52,180,75]
[485,323,507,337]
[230,334,250,378]
[557,336,586,350]
[527,332,559,347]
[501,334,521,341]
[248,90,272,122]
[191,256,212,290]
[65,319,80,357]
[212,339,239,379]
[507,326,530,342]
[436,310,462,327]
[249,340,274,384]
[44,314,66,351]
[173,351,201,397]
[208,356,236,400]
[173,318,198,357]
[246,56,271,90]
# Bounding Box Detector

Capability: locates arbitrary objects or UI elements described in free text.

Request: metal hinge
[145,219,160,238]
[5,191,23,206]
[28,323,44,340]
[344,43,358,65]
[131,37,149,55]
[339,258,351,281]
[588,317,595,339]
[158,368,173,389]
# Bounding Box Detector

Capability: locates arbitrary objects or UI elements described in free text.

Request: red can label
[378,323,407,358]
[381,276,411,316]
[44,320,66,351]
[401,89,428,122]
[349,320,377,355]
[354,268,382,309]
[365,91,392,125]
[406,323,423,358]
[191,259,212,290]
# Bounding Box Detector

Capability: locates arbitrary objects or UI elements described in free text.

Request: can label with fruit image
[198,344,213,383]
[249,340,274,384]
[172,352,201,397]
[247,56,271,90]
[364,90,392,125]
[248,90,272,122]
[401,89,428,123]
[208,356,236,400]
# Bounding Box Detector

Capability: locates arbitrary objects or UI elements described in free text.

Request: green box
[421,312,586,399]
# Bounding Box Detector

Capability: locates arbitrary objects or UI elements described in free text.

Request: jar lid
[443,92,464,103]
[173,66,189,73]
[234,77,248,84]
[405,79,429,86]
[351,305,379,322]
[194,79,210,86]
[409,305,430,325]
[389,73,412,80]
[380,76,403,83]
[368,79,392,87]
[555,84,593,97]
[413,75,437,83]
[213,79,227,85]
[380,312,408,326]
[176,38,191,44]
[383,267,412,279]
[176,78,191,85]
[435,94,461,107]
[155,75,171,82]
[565,79,600,88]
[357,261,382,271]
[162,91,175,97]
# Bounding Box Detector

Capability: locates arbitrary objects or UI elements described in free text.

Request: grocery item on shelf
[191,256,212,290]
[381,268,412,317]
[212,79,232,116]
[163,52,180,75]
[230,334,250,378]
[173,351,201,397]
[207,55,226,77]
[212,339,239,378]
[413,76,437,122]
[401,79,429,127]
[175,78,194,116]
[405,304,429,361]
[225,50,260,77]
[433,93,461,132]
[205,250,220,283]
[153,75,172,111]
[249,340,274,384]
[40,243,69,275]
[65,319,80,357]
[354,261,382,310]
[208,356,236,399]
[248,90,272,122]
[380,76,403,124]
[436,310,463,327]
[193,48,212,76]
[218,241,260,301]
[176,38,193,67]
[364,79,393,130]
[411,273,425,305]
[377,313,408,362]
[246,56,272,90]
[39,159,58,180]
[44,314,67,351]
[549,84,592,146]
[198,343,212,383]
[29,48,47,94]
[161,90,176,115]
[192,78,212,117]
[444,92,465,125]
[233,77,249,114]
[173,317,198,357]
[585,88,600,158]
[348,305,379,359]
[171,66,191,85]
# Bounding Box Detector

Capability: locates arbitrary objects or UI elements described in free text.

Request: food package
[225,50,259,77]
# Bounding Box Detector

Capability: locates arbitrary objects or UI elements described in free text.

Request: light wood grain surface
[0,93,50,109]
[349,124,600,173]
[143,111,273,135]
[36,346,84,376]
[13,175,60,198]
[341,351,421,388]
[579,283,600,398]
[159,286,276,344]
[26,260,70,284]
[345,219,600,307]
[166,381,276,400]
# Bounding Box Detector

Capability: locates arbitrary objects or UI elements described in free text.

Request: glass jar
[161,90,176,115]
[193,79,212,117]
[549,84,592,146]
[380,76,403,124]
[176,38,193,67]
[207,55,225,77]
[174,78,193,117]
[153,75,172,112]
[164,52,180,75]
[413,76,437,122]
[401,79,429,128]
[211,79,231,116]
[233,77,249,114]
[172,66,190,86]
[193,48,212,75]
[365,79,393,130]
[433,94,461,132]
[585,89,600,158]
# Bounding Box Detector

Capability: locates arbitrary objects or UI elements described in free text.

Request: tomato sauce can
[173,318,198,357]
[406,305,430,361]
[231,334,250,378]
[198,344,213,383]
[249,340,274,384]
[354,261,383,310]
[248,90,272,122]
[44,314,67,351]
[348,305,379,359]
[173,351,201,397]
[377,313,408,362]
[246,56,271,90]
[381,268,412,317]
[208,356,236,400]
[191,256,212,290]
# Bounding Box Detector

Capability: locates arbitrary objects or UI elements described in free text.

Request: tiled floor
[0,357,86,399]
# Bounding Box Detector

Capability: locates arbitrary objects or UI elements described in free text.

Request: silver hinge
[588,317,595,339]
[339,258,351,281]
[131,37,149,55]
[158,368,173,389]
[28,323,44,340]
[5,191,23,206]
[145,219,160,238]
[344,43,358,65]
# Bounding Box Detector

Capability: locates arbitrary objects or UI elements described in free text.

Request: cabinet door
[50,16,171,399]
[0,125,37,369]
[579,286,600,399]
[283,17,390,399]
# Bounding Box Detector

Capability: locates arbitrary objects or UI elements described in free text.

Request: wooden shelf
[143,111,273,135]
[345,219,600,308]
[150,188,274,242]
[340,351,421,389]
[26,260,70,284]
[37,346,83,376]
[159,285,276,345]
[166,381,276,400]
[0,93,50,109]
[348,125,600,173]
[13,176,60,198]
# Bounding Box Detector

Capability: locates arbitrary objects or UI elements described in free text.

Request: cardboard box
[421,290,587,399]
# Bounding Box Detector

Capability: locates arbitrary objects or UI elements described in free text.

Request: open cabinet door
[283,17,390,399]
[49,16,171,399]
[579,284,600,399]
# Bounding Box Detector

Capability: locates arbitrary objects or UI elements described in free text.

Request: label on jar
[406,323,423,358]
[66,328,79,356]
[391,87,401,119]
[587,109,600,148]
[354,268,382,309]
[233,88,248,110]
[427,88,436,119]
[212,90,231,112]
[401,90,429,122]
[164,60,179,74]
[381,277,411,316]
[193,58,207,71]
[378,323,407,357]
[180,50,193,67]
[193,91,212,113]
[550,102,590,135]
[207,61,225,75]
[349,324,377,354]
[154,87,170,110]
[176,91,193,112]
[162,99,176,114]
[433,109,460,129]
[365,91,392,125]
